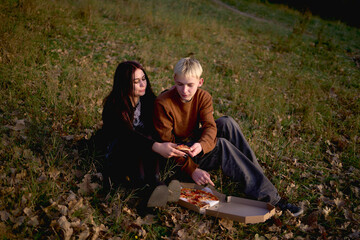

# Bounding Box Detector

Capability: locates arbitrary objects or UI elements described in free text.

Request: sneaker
[168,180,181,202]
[275,199,303,217]
[147,185,169,208]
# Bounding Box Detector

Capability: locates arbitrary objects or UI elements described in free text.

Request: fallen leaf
[77,174,101,195]
[137,227,147,238]
[123,206,136,217]
[351,186,359,197]
[133,215,155,226]
[48,168,61,180]
[58,216,73,240]
[13,216,26,229]
[334,198,345,208]
[343,209,353,220]
[0,211,10,221]
[283,232,293,239]
[316,184,324,194]
[196,222,210,235]
[22,149,33,159]
[264,234,277,240]
[340,221,350,230]
[91,224,107,240]
[68,198,84,215]
[322,206,331,219]
[320,196,334,205]
[348,231,360,239]
[28,216,39,227]
[177,228,189,240]
[78,227,90,240]
[254,233,266,240]
[58,205,68,216]
[63,135,74,141]
[42,200,58,215]
[268,224,281,232]
[219,218,233,231]
[37,173,47,183]
[101,203,112,214]
[299,223,311,232]
[66,191,77,203]
[70,219,81,228]
[5,119,26,131]
[23,207,33,217]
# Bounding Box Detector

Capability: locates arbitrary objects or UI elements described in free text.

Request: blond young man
[153,57,303,216]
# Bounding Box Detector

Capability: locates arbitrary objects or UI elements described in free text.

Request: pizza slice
[180,187,219,210]
[176,144,191,153]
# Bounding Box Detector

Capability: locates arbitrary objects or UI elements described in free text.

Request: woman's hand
[152,142,186,158]
[191,168,214,186]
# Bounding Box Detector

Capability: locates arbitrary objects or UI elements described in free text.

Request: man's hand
[152,142,187,158]
[191,168,214,186]
[188,143,202,158]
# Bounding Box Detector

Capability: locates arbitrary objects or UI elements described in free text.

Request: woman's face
[132,68,147,103]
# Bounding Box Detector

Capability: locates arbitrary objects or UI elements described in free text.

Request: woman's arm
[151,142,186,158]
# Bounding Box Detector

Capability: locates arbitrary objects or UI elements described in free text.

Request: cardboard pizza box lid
[178,182,275,224]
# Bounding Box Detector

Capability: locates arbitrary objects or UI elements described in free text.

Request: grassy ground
[1,0,359,239]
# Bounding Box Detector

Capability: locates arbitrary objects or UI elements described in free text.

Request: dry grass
[1,0,359,239]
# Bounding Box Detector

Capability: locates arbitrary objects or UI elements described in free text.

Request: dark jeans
[196,116,281,205]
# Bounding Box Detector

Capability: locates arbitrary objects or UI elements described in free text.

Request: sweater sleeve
[173,156,198,176]
[198,92,217,154]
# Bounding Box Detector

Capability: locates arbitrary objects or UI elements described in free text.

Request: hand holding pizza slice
[176,143,202,158]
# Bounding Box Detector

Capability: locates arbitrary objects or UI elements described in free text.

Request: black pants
[196,116,281,205]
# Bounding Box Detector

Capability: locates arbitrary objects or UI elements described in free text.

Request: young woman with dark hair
[101,61,184,209]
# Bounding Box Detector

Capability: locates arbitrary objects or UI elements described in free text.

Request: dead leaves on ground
[1,117,360,239]
[44,192,107,240]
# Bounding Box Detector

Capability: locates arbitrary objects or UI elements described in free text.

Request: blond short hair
[174,57,203,79]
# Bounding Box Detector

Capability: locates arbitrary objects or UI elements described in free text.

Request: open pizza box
[178,182,275,224]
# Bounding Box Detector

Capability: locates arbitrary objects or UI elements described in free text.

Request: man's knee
[216,116,238,137]
[217,137,232,149]
[216,116,232,129]
[216,115,230,124]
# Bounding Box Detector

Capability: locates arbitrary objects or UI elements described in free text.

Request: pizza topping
[180,187,219,209]
[176,144,191,152]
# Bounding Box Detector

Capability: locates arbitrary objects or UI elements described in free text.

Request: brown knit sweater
[153,87,217,175]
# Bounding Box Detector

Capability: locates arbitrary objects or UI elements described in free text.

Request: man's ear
[198,78,204,87]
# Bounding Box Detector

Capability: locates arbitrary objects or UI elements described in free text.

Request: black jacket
[101,95,157,157]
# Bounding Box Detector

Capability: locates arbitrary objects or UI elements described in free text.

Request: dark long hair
[103,61,156,128]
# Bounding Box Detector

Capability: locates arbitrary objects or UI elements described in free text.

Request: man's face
[174,74,203,102]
